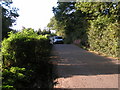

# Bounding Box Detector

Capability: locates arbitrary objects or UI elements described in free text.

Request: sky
[11,0,58,31]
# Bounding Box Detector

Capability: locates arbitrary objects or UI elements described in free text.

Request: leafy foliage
[1,1,19,39]
[88,16,119,57]
[2,67,27,89]
[2,28,55,89]
[51,2,120,58]
[52,2,88,44]
[76,2,120,58]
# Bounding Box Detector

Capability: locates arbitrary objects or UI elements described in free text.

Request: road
[50,44,119,89]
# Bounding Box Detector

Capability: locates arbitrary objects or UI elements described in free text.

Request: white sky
[11,0,58,31]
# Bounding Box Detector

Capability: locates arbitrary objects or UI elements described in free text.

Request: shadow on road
[50,44,119,78]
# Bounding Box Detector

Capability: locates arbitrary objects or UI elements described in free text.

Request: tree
[52,2,88,43]
[37,28,42,35]
[40,29,51,35]
[1,1,19,39]
[47,16,57,30]
[75,2,119,20]
[75,2,120,57]
[52,1,120,57]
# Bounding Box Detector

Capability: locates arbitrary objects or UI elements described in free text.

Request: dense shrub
[2,67,30,89]
[88,16,120,58]
[2,29,54,89]
[2,29,50,66]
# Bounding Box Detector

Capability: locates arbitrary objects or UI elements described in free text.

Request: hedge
[1,29,55,89]
[88,16,120,58]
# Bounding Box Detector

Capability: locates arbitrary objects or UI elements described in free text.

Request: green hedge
[2,29,54,89]
[88,16,120,58]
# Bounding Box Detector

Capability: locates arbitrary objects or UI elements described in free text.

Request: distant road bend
[51,44,119,88]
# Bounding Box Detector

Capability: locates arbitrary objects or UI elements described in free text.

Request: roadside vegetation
[1,1,120,89]
[2,29,56,89]
[47,2,120,59]
[1,1,57,89]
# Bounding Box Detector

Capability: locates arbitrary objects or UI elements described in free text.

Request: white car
[52,36,63,44]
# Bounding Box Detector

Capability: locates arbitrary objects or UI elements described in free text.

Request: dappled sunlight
[52,44,119,77]
[51,44,119,88]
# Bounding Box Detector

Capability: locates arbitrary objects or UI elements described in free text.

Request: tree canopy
[47,1,120,57]
[1,1,19,39]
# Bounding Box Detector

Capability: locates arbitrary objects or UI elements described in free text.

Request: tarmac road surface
[50,44,119,89]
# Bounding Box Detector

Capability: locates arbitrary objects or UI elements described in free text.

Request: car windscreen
[55,37,62,39]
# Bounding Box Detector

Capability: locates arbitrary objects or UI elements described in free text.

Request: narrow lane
[51,44,119,88]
